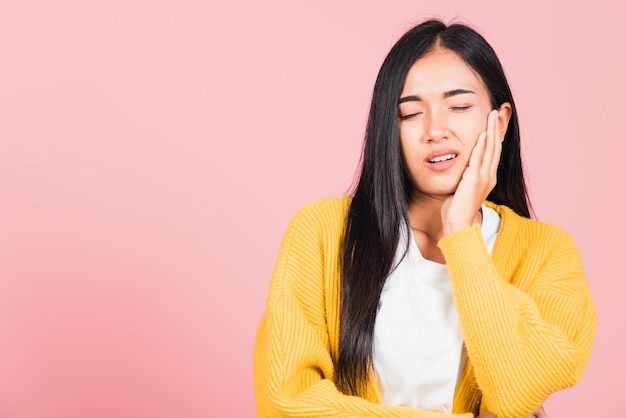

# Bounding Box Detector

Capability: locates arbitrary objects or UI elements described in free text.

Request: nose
[423,109,448,143]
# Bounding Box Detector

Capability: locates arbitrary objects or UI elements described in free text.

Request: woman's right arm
[253,199,474,418]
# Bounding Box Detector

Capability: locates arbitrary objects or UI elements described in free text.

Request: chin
[411,174,462,199]
[422,182,461,197]
[413,187,457,200]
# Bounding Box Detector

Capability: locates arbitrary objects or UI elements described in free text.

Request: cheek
[399,137,411,167]
[450,118,486,148]
[399,130,422,162]
[398,137,419,177]
[398,122,428,159]
[398,123,422,142]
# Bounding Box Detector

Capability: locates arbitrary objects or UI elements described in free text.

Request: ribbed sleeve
[437,204,597,418]
[254,199,596,418]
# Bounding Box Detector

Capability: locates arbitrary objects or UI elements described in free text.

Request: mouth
[428,153,457,163]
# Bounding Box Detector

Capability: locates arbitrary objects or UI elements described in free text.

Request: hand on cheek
[441,109,502,235]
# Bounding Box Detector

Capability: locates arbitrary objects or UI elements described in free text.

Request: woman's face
[398,47,510,201]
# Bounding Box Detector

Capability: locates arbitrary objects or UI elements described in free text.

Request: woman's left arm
[438,223,596,418]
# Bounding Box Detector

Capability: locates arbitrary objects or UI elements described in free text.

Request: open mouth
[428,154,457,163]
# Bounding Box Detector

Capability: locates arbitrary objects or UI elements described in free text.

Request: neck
[407,194,447,241]
[407,193,484,241]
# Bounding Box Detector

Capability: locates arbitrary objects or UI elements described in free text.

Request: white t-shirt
[373,205,500,412]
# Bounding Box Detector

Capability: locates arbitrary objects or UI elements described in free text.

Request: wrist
[443,221,471,236]
[443,209,482,236]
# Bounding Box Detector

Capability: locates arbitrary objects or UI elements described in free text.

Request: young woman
[253,19,596,418]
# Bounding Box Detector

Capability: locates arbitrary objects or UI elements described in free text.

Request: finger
[481,110,498,176]
[470,131,487,171]
[490,110,503,180]
[534,405,548,418]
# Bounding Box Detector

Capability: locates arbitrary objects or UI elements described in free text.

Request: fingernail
[491,110,498,120]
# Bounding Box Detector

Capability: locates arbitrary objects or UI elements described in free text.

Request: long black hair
[336,19,532,396]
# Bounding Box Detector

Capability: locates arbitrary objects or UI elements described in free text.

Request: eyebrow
[398,89,476,104]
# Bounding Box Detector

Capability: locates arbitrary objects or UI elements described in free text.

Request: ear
[497,102,512,142]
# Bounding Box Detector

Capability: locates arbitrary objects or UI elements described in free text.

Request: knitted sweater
[253,198,596,418]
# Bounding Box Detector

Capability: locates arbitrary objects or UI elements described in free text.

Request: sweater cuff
[437,223,489,265]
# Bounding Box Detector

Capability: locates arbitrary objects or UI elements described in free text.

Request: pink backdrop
[0,1,623,417]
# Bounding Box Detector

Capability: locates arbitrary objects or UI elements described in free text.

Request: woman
[254,20,596,418]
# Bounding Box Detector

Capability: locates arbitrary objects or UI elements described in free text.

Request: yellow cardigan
[254,198,596,418]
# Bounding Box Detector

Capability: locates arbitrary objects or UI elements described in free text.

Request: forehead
[401,48,488,96]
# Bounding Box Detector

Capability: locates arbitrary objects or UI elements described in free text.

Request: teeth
[429,154,457,163]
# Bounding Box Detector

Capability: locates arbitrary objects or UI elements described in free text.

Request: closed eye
[400,112,422,120]
[450,105,471,111]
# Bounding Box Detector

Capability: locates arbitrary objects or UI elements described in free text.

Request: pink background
[0,1,623,417]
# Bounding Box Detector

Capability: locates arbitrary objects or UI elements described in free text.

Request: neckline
[408,204,501,266]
